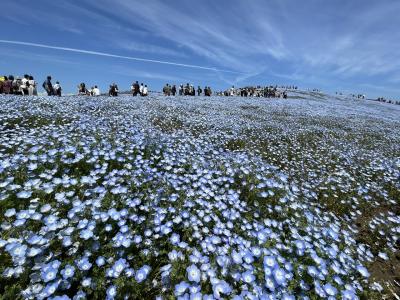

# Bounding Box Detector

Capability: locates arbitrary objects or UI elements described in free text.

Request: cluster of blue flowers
[0,94,399,299]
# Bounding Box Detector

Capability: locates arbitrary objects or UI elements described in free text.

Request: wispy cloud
[0,40,240,73]
[117,41,187,58]
[93,0,288,73]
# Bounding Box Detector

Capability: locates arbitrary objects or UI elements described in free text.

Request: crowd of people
[376,97,400,105]
[215,85,296,99]
[0,74,62,96]
[76,83,102,96]
[130,81,149,96]
[162,83,212,97]
[0,74,39,96]
[4,76,398,106]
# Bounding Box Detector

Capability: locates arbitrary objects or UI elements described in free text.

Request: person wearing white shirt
[93,86,101,96]
[20,74,29,95]
[142,85,148,96]
[139,83,144,96]
[28,75,37,96]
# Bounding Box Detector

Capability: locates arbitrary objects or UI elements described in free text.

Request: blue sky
[0,0,399,98]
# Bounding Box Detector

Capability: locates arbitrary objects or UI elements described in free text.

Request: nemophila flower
[378,252,389,260]
[190,292,202,300]
[17,190,32,199]
[7,242,27,258]
[73,290,86,299]
[50,295,71,300]
[81,277,92,287]
[242,271,255,284]
[125,268,135,277]
[41,281,59,297]
[264,256,277,268]
[106,285,117,299]
[14,218,27,227]
[231,251,243,264]
[342,289,357,299]
[168,250,182,261]
[324,283,338,296]
[111,258,128,276]
[27,235,42,245]
[77,257,92,271]
[134,235,142,244]
[61,265,75,279]
[175,281,189,296]
[307,266,318,277]
[272,268,286,286]
[135,265,151,283]
[212,280,231,299]
[356,265,370,278]
[265,276,276,291]
[80,229,94,240]
[170,233,180,245]
[187,265,201,283]
[4,208,16,218]
[28,247,42,257]
[96,256,106,267]
[62,236,72,247]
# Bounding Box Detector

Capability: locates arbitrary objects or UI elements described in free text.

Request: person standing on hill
[142,85,148,96]
[132,81,140,96]
[93,85,101,96]
[13,77,22,95]
[78,83,88,95]
[197,86,202,96]
[0,76,4,94]
[28,76,37,96]
[53,81,62,97]
[171,85,177,96]
[21,74,29,95]
[43,76,54,96]
[2,76,11,94]
[139,83,144,96]
[230,86,235,96]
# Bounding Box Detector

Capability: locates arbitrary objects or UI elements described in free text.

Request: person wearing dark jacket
[42,76,54,96]
[197,86,202,96]
[132,81,140,96]
[2,76,11,94]
[171,85,177,96]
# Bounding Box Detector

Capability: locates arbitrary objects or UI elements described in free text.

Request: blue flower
[265,276,276,291]
[170,233,180,245]
[324,283,338,296]
[17,190,32,199]
[190,292,202,300]
[42,266,58,282]
[212,280,231,299]
[77,257,92,271]
[242,271,255,284]
[96,256,105,267]
[112,258,128,276]
[135,265,151,283]
[106,285,117,299]
[80,229,94,240]
[187,264,201,283]
[272,268,286,286]
[231,251,243,264]
[342,289,357,299]
[307,266,318,277]
[356,265,370,278]
[263,256,277,268]
[61,265,75,279]
[175,281,189,296]
[81,277,92,287]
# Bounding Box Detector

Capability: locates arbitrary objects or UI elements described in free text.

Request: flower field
[0,93,399,299]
